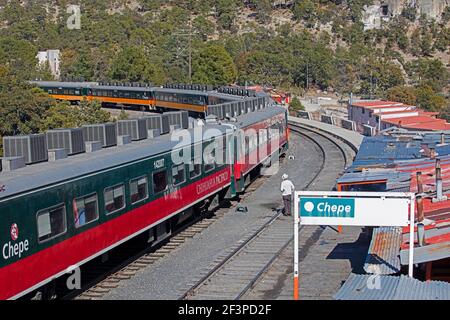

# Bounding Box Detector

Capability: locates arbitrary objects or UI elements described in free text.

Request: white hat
[282,174,288,180]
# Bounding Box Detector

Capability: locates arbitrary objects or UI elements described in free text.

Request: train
[31,81,257,114]
[0,94,288,300]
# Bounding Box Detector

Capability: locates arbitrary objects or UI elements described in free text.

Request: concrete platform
[289,116,363,151]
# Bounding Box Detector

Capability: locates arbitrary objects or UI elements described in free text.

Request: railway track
[68,123,353,300]
[68,163,271,300]
[179,123,354,300]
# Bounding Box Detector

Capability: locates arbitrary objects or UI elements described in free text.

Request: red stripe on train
[0,168,230,300]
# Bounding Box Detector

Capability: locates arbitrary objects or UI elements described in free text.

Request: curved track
[180,124,354,300]
[65,122,353,300]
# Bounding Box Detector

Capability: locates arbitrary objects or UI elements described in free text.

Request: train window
[259,130,268,145]
[204,147,215,172]
[189,159,202,179]
[75,90,80,95]
[73,194,99,228]
[245,136,250,155]
[37,204,67,243]
[64,89,69,95]
[104,184,125,214]
[48,89,53,94]
[172,164,186,186]
[153,170,168,194]
[130,176,148,204]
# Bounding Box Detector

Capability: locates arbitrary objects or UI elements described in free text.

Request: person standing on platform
[280,174,295,216]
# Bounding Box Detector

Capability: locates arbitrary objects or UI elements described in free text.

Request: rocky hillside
[0,1,448,109]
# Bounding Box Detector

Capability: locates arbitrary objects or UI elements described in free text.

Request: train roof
[30,81,100,88]
[31,81,156,93]
[0,106,286,201]
[30,81,266,100]
[154,87,210,96]
[32,81,214,96]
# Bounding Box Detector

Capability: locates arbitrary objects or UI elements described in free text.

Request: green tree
[215,0,239,30]
[292,0,317,28]
[409,29,422,56]
[406,58,449,92]
[415,85,446,112]
[385,86,417,105]
[109,46,166,84]
[420,31,434,56]
[254,0,272,24]
[289,96,305,114]
[40,102,80,130]
[192,43,237,85]
[0,65,56,155]
[433,28,450,52]
[117,109,129,120]
[41,99,111,130]
[77,99,111,125]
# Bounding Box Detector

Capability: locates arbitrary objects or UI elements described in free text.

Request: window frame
[189,158,202,179]
[36,203,67,244]
[73,192,99,229]
[152,169,168,194]
[103,183,126,215]
[130,175,149,205]
[172,164,186,187]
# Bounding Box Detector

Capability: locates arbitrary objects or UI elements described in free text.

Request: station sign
[293,191,416,300]
[298,192,411,227]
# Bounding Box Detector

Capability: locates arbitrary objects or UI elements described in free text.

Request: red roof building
[348,100,450,133]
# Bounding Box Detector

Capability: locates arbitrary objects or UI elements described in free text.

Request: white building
[37,49,61,79]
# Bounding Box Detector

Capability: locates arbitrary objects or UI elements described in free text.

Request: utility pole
[306,62,309,91]
[174,16,195,84]
[188,19,192,84]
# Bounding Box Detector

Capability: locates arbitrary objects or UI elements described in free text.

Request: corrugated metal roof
[394,276,450,300]
[334,273,399,300]
[348,134,450,172]
[337,170,411,191]
[351,136,424,169]
[365,227,402,275]
[335,274,450,300]
[400,241,450,265]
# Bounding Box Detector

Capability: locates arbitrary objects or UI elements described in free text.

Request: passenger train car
[31,81,248,114]
[0,104,288,300]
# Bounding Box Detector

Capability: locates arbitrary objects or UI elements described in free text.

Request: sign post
[293,191,415,300]
[293,197,299,300]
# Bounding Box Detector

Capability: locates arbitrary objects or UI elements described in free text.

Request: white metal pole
[408,195,415,278]
[294,192,299,300]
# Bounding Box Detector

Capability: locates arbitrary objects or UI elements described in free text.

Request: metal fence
[297,111,375,136]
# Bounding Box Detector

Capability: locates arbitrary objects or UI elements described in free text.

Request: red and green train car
[0,106,288,300]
